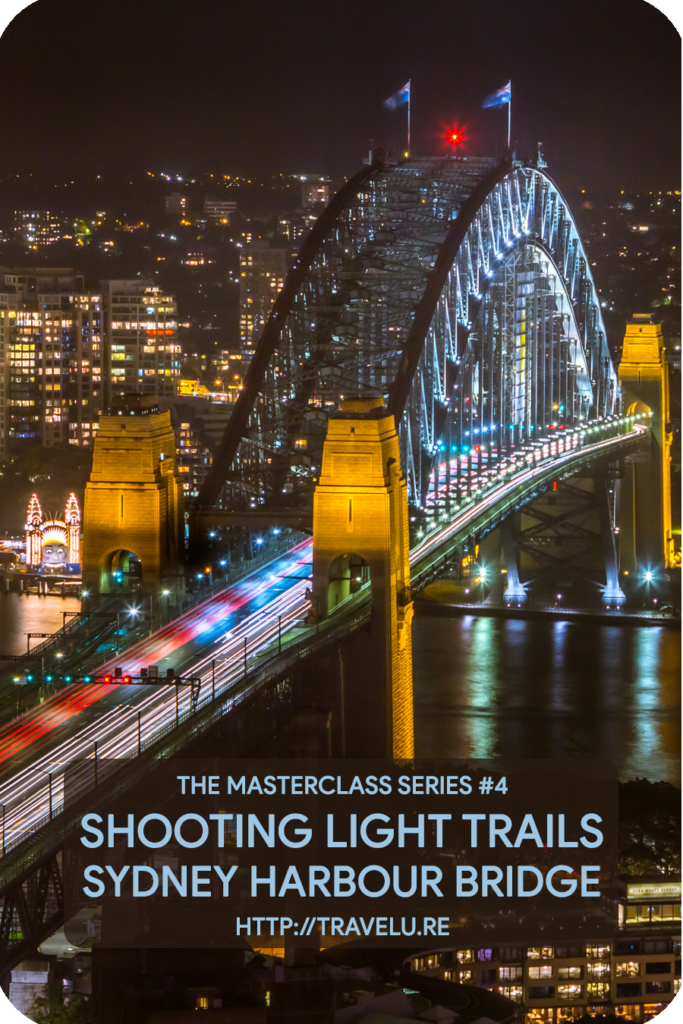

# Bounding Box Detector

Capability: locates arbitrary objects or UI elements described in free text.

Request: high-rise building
[0,269,103,458]
[239,241,288,352]
[203,196,237,225]
[101,280,181,407]
[0,271,181,461]
[14,211,64,248]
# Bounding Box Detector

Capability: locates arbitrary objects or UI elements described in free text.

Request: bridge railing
[410,412,650,585]
[0,414,649,880]
[0,587,371,880]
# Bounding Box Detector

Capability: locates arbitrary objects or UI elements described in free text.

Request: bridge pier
[598,478,626,607]
[617,314,673,572]
[82,395,185,605]
[501,524,527,604]
[312,398,414,759]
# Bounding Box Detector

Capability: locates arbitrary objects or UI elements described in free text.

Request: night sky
[0,0,679,191]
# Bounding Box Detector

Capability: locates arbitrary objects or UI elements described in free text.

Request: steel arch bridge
[198,153,621,526]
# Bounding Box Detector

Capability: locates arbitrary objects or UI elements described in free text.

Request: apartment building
[100,279,181,406]
[14,210,65,247]
[406,876,681,1022]
[0,270,180,461]
[239,241,288,352]
[0,268,102,458]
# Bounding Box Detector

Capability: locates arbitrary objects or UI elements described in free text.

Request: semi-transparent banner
[64,758,618,949]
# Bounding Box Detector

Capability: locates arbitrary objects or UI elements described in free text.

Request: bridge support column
[82,396,185,603]
[501,524,527,604]
[597,478,626,607]
[618,315,673,571]
[312,398,414,759]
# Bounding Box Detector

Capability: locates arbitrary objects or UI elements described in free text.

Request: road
[0,412,644,855]
[0,539,313,852]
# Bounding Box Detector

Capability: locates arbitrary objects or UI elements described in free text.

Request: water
[413,610,680,785]
[0,591,82,657]
[0,593,678,784]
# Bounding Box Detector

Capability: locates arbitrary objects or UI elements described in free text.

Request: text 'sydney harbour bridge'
[0,153,672,974]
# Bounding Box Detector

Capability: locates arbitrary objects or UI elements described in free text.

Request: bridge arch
[196,155,616,532]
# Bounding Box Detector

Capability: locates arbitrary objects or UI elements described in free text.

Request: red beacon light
[444,126,465,153]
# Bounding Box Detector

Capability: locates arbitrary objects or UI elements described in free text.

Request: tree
[619,779,681,876]
[27,982,89,1024]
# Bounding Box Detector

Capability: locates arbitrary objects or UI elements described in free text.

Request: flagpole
[507,80,511,153]
[407,79,411,155]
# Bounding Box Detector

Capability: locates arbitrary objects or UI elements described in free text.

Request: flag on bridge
[482,81,511,108]
[384,80,412,156]
[384,81,410,110]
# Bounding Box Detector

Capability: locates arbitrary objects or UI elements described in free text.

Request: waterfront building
[25,492,80,569]
[239,240,288,351]
[406,876,681,1022]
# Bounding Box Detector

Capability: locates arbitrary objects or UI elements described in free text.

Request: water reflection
[413,612,680,783]
[0,592,82,657]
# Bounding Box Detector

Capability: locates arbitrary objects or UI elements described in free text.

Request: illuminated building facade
[301,179,331,208]
[0,268,103,455]
[25,491,81,569]
[277,209,317,245]
[101,280,181,406]
[239,241,288,351]
[14,210,64,248]
[407,876,681,1021]
[203,196,237,224]
[175,415,213,499]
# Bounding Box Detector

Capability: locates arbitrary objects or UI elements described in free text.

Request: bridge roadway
[0,413,647,860]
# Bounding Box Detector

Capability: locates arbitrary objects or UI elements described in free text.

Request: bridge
[0,152,669,979]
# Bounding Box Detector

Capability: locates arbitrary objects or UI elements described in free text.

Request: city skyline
[0,0,679,191]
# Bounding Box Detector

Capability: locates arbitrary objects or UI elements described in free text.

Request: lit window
[557,984,583,999]
[529,966,554,980]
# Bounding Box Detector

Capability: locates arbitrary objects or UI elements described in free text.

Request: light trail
[0,541,312,851]
[0,415,645,854]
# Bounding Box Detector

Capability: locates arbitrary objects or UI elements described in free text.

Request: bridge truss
[198,154,618,527]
